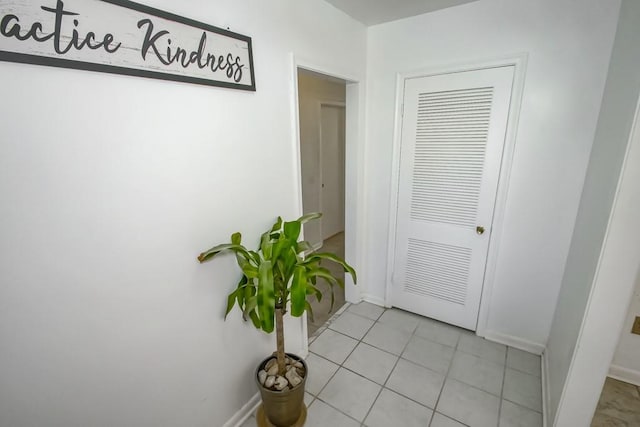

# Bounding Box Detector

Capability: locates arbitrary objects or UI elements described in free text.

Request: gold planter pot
[255,353,307,427]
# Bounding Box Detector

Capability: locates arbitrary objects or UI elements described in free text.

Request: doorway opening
[296,69,347,337]
[592,270,640,425]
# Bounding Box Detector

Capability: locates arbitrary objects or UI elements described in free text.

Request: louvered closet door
[392,66,514,330]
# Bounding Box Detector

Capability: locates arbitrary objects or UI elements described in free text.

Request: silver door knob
[476,226,485,235]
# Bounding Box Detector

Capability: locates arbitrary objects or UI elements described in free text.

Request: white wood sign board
[0,0,256,90]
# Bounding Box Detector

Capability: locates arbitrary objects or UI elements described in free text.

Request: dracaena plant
[197,213,356,376]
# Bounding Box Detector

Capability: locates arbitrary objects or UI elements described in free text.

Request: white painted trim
[553,91,640,426]
[317,101,347,242]
[222,392,261,427]
[289,54,364,353]
[482,330,545,355]
[542,350,550,427]
[344,81,367,304]
[361,293,387,308]
[609,365,640,387]
[384,54,529,335]
[291,57,360,86]
[384,72,406,307]
[475,54,528,336]
[289,55,310,358]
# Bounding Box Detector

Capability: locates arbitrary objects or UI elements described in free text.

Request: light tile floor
[243,302,543,427]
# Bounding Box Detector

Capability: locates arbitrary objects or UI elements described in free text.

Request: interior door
[392,66,514,330]
[320,104,346,240]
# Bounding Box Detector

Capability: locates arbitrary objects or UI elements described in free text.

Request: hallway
[246,302,543,426]
[306,232,346,336]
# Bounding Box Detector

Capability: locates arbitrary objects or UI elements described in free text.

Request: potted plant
[197,213,356,427]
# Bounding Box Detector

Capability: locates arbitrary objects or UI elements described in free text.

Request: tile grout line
[502,349,545,415]
[359,309,421,426]
[497,347,508,426]
[306,304,360,422]
[250,302,353,424]
[309,306,543,426]
[352,306,388,426]
[427,329,462,427]
[310,303,385,425]
[308,300,351,340]
[501,397,543,415]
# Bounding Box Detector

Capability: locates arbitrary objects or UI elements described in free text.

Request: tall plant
[197,213,356,376]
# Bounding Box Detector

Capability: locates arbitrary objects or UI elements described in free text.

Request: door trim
[552,75,640,427]
[317,101,346,243]
[385,54,528,335]
[289,54,365,354]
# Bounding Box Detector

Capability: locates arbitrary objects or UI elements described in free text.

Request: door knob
[476,226,485,235]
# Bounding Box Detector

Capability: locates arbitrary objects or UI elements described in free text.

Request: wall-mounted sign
[0,0,256,90]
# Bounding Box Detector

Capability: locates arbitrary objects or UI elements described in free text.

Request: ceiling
[324,0,479,26]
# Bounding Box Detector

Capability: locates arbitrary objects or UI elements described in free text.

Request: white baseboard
[480,330,545,355]
[304,241,324,257]
[542,350,551,427]
[222,392,261,427]
[361,293,387,308]
[609,364,640,386]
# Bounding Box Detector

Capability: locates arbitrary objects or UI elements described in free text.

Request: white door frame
[289,54,365,352]
[317,101,346,244]
[385,54,528,336]
[552,91,640,427]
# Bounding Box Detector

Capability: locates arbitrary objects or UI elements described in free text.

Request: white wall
[0,1,366,426]
[364,0,620,348]
[550,85,640,427]
[297,71,346,246]
[611,272,640,385]
[545,0,640,423]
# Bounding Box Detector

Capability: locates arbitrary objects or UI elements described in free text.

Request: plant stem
[275,307,286,376]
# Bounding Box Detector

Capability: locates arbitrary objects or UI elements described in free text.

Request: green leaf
[198,243,252,264]
[270,216,283,233]
[285,247,299,278]
[305,300,315,323]
[240,262,258,279]
[283,220,301,242]
[229,276,250,316]
[231,232,242,245]
[275,259,287,282]
[248,310,261,329]
[198,213,357,336]
[243,296,257,320]
[290,266,307,317]
[225,288,240,319]
[234,249,258,278]
[307,267,340,288]
[248,250,261,264]
[236,283,246,311]
[305,252,357,284]
[305,259,320,271]
[296,212,322,224]
[305,283,323,302]
[260,232,273,260]
[271,237,289,264]
[257,261,275,333]
[296,240,313,254]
